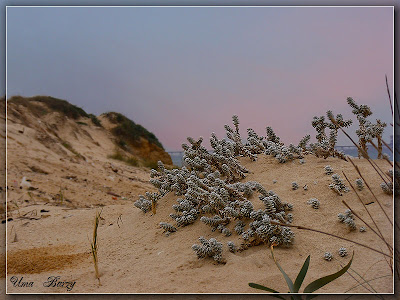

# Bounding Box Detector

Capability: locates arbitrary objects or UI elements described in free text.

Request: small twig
[106,191,121,197]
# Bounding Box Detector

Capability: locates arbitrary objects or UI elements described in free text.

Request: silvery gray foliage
[310,112,350,160]
[234,221,246,235]
[299,159,306,165]
[136,116,297,261]
[266,126,281,144]
[172,198,194,212]
[227,241,236,253]
[170,208,199,227]
[329,174,349,196]
[360,226,366,232]
[149,161,190,196]
[324,165,334,175]
[134,192,159,213]
[246,128,265,154]
[298,135,311,151]
[338,247,348,257]
[338,209,356,231]
[347,97,372,118]
[287,213,293,223]
[344,217,357,231]
[192,237,225,263]
[159,222,177,234]
[246,212,295,247]
[303,185,308,191]
[355,178,364,191]
[223,116,257,161]
[200,215,228,227]
[380,182,393,195]
[264,141,299,163]
[307,198,320,209]
[222,227,232,237]
[292,182,299,190]
[324,252,333,261]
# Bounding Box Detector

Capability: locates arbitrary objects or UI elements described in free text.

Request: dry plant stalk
[270,221,391,258]
[90,209,102,285]
[151,199,156,215]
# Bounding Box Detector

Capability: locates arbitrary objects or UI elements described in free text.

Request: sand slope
[5,154,394,294]
[2,98,396,296]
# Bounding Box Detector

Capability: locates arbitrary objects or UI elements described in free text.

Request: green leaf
[303,252,354,293]
[293,255,310,292]
[271,247,295,293]
[248,283,285,299]
[306,295,319,300]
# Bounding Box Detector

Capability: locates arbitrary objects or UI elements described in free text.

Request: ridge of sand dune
[3,97,394,294]
[6,97,175,210]
[5,154,393,293]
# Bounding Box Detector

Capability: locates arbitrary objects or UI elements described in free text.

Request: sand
[2,100,398,297]
[5,154,395,294]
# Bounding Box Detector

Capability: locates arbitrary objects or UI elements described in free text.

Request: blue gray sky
[7,6,393,150]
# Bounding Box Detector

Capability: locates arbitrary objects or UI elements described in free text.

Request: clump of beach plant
[249,245,353,294]
[192,237,225,263]
[329,174,349,196]
[324,165,334,175]
[292,182,299,190]
[380,182,393,195]
[324,252,333,261]
[347,97,387,159]
[309,111,351,160]
[227,241,236,253]
[355,178,364,191]
[338,209,356,231]
[134,192,159,213]
[135,116,295,261]
[159,222,177,235]
[359,226,366,232]
[307,198,320,209]
[338,247,348,257]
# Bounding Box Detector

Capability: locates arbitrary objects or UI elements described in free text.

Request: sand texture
[5,154,394,293]
[3,99,397,296]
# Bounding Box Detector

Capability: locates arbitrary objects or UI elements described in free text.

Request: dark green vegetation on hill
[103,112,164,150]
[9,95,103,128]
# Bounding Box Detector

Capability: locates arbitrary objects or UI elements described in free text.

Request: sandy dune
[5,155,394,294]
[2,99,397,297]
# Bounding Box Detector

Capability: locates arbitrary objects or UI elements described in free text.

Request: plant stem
[270,221,391,258]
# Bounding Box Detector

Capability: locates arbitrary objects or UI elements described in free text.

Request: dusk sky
[7,6,393,151]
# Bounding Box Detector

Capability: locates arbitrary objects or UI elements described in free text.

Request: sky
[6,6,394,151]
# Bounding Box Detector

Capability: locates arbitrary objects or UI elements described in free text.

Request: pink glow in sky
[7,7,393,150]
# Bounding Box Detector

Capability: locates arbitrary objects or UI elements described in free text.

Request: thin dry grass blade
[385,74,393,118]
[341,199,390,250]
[347,157,393,227]
[345,274,392,293]
[341,172,388,242]
[335,125,391,186]
[270,221,391,258]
